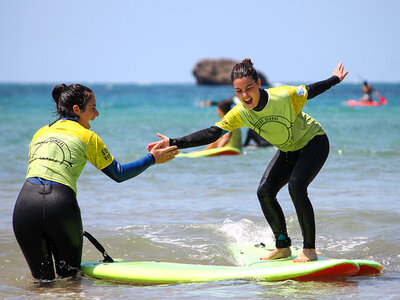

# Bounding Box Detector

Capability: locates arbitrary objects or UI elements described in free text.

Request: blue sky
[1,0,399,84]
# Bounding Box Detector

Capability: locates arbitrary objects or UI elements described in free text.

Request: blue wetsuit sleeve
[101,154,155,183]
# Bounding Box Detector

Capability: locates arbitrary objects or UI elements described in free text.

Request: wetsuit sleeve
[306,76,340,99]
[169,126,223,149]
[101,154,155,183]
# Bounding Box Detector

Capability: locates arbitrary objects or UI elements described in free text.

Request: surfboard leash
[83,231,114,263]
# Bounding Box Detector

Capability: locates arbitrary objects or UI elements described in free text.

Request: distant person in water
[201,96,271,147]
[148,59,348,263]
[243,128,272,147]
[12,83,179,280]
[202,99,242,151]
[200,95,239,108]
[360,81,374,102]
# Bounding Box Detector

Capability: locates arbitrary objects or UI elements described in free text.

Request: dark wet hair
[217,99,233,115]
[231,58,259,83]
[52,84,94,118]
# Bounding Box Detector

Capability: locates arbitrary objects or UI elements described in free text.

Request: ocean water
[0,82,399,299]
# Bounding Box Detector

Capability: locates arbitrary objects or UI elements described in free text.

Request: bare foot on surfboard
[293,248,318,263]
[260,247,292,260]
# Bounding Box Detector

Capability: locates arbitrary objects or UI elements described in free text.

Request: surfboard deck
[177,146,241,158]
[229,243,382,278]
[81,243,381,284]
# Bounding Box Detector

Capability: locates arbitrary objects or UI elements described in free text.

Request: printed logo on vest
[29,137,74,168]
[253,115,293,148]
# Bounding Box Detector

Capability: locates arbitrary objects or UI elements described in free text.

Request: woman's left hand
[332,62,349,82]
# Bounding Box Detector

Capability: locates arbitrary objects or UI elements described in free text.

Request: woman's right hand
[147,133,170,151]
[150,141,179,164]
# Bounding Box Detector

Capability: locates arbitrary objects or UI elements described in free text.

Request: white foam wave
[217,218,274,246]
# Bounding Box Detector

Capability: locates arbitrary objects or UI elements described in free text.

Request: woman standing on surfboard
[148,59,348,263]
[13,84,179,280]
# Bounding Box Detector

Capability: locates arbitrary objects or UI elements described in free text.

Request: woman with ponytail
[148,59,348,262]
[13,84,179,280]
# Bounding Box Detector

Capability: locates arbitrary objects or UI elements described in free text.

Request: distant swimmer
[201,96,271,147]
[148,59,348,263]
[202,99,242,151]
[13,84,179,281]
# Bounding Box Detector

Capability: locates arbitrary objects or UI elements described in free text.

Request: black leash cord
[83,231,114,263]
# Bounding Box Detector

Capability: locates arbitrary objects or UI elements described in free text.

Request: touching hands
[150,141,179,164]
[147,133,177,164]
[147,133,170,151]
[332,62,349,82]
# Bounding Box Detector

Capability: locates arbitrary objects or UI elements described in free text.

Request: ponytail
[52,84,67,105]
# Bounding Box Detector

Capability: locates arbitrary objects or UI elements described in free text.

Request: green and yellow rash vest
[26,120,114,194]
[224,128,242,150]
[215,86,326,152]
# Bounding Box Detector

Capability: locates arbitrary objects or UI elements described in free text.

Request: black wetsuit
[13,119,155,280]
[13,179,83,280]
[257,134,329,248]
[169,76,338,249]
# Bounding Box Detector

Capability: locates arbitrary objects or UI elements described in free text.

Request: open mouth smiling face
[243,97,254,106]
[233,77,261,110]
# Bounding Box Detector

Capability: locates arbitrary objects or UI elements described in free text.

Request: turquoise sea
[1,83,399,299]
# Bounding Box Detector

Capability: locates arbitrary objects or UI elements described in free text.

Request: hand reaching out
[332,62,349,82]
[147,133,170,151]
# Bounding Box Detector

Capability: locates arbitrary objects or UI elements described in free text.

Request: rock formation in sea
[193,58,269,86]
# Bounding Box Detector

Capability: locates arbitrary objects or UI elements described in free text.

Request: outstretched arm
[102,155,155,183]
[103,142,179,182]
[170,126,223,148]
[147,127,224,150]
[307,62,348,99]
